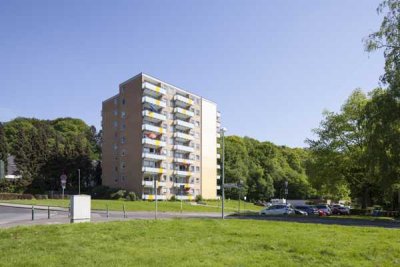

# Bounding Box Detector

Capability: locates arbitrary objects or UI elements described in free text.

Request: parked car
[331,204,350,215]
[294,205,319,216]
[293,209,308,216]
[259,204,294,216]
[315,204,332,215]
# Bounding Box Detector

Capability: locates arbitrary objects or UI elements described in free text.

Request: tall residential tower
[102,73,221,200]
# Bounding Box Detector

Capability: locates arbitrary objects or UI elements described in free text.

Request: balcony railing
[174,170,192,177]
[217,175,221,180]
[142,138,166,147]
[142,194,167,200]
[142,180,167,187]
[142,153,166,161]
[142,110,166,121]
[176,195,194,200]
[142,82,166,95]
[217,154,221,159]
[142,124,165,134]
[174,132,194,141]
[174,107,194,117]
[174,158,194,165]
[173,144,194,153]
[217,165,221,170]
[142,166,165,174]
[217,143,221,149]
[174,95,193,106]
[142,96,167,108]
[174,119,194,129]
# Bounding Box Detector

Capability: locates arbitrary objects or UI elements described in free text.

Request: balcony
[217,165,221,170]
[174,132,194,141]
[142,110,166,122]
[217,143,221,149]
[217,175,221,180]
[176,195,194,201]
[142,124,165,134]
[174,158,194,165]
[217,154,221,159]
[142,166,165,174]
[174,119,194,130]
[174,144,194,153]
[174,107,194,118]
[174,95,193,108]
[217,133,221,138]
[142,96,166,109]
[142,82,166,97]
[216,185,221,190]
[174,183,194,189]
[142,138,166,148]
[142,194,167,200]
[174,170,192,177]
[142,180,167,187]
[142,153,166,161]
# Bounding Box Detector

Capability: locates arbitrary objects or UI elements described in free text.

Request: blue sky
[0,0,384,147]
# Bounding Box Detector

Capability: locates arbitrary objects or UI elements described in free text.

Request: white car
[259,204,294,216]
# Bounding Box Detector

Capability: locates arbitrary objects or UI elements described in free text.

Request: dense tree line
[0,118,101,194]
[223,136,315,201]
[307,0,400,210]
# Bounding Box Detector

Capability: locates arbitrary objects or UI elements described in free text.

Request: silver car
[259,204,294,215]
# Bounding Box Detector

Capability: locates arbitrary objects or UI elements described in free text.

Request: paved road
[0,204,222,228]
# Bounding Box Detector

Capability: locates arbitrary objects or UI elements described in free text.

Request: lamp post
[78,169,81,195]
[284,180,288,204]
[221,127,227,219]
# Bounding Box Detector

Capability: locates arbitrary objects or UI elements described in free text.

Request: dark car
[294,205,319,216]
[331,204,350,215]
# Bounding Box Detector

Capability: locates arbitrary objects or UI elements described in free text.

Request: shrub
[195,195,203,202]
[35,194,48,200]
[126,192,137,201]
[0,193,34,200]
[110,190,126,200]
[91,185,114,199]
[170,195,176,201]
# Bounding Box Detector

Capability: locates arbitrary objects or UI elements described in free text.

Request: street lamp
[220,127,227,219]
[284,180,288,203]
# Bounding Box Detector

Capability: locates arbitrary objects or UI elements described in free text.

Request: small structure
[4,155,22,179]
[70,195,91,223]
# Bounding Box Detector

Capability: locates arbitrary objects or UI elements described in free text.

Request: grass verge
[0,219,399,266]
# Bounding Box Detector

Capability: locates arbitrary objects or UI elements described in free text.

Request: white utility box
[70,195,91,223]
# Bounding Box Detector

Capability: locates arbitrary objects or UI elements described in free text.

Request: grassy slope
[1,199,261,212]
[0,219,399,266]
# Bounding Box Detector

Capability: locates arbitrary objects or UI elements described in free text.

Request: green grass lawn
[0,219,399,266]
[1,199,262,213]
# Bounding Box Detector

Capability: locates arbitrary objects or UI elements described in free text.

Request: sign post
[60,174,67,199]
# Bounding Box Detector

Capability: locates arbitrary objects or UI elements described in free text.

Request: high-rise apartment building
[102,73,221,200]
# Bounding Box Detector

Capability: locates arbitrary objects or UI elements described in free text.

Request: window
[169,139,174,145]
[196,98,200,104]
[194,132,199,138]
[196,155,200,160]
[121,136,126,144]
[195,121,200,127]
[114,98,118,105]
[196,178,200,183]
[121,149,126,157]
[121,111,126,119]
[196,110,200,116]
[113,144,118,151]
[169,126,174,132]
[122,99,126,105]
[121,123,126,130]
[170,163,174,170]
[196,144,200,150]
[121,162,126,169]
[163,175,167,181]
[196,166,200,172]
[190,166,195,172]
[113,110,118,116]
